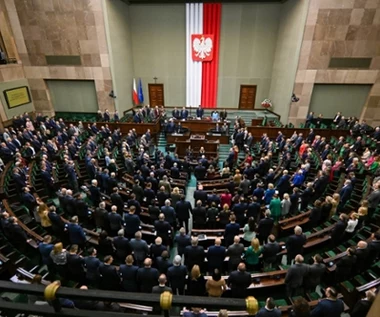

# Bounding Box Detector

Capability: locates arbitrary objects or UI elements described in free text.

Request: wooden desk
[175,119,230,134]
[175,139,219,157]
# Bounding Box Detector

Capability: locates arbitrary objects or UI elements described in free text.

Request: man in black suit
[21,187,36,213]
[167,255,187,295]
[196,105,204,119]
[228,263,252,298]
[161,199,176,228]
[111,187,124,216]
[98,255,120,291]
[175,195,192,233]
[170,162,180,179]
[174,227,191,257]
[119,255,139,292]
[193,185,208,205]
[48,206,65,238]
[368,231,380,264]
[12,167,26,194]
[9,217,31,251]
[154,213,171,246]
[351,290,376,317]
[339,180,353,209]
[184,237,205,271]
[67,244,85,285]
[113,229,131,262]
[304,254,325,292]
[94,202,108,230]
[331,213,348,246]
[262,235,281,269]
[192,200,206,229]
[284,255,309,297]
[355,240,370,274]
[84,247,101,287]
[67,215,86,247]
[207,238,226,273]
[286,226,306,265]
[224,214,240,247]
[257,210,274,245]
[194,162,207,180]
[124,206,140,240]
[74,193,89,225]
[88,179,101,207]
[137,258,159,293]
[108,205,123,237]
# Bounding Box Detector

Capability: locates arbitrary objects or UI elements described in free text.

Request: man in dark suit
[160,200,176,227]
[262,235,281,269]
[48,206,65,238]
[67,216,86,250]
[119,255,139,292]
[84,247,101,287]
[331,213,348,246]
[98,255,120,291]
[12,168,26,194]
[167,255,187,295]
[193,185,208,205]
[228,263,252,298]
[368,231,380,264]
[113,229,131,262]
[257,210,274,245]
[174,227,191,257]
[305,111,314,128]
[21,187,36,213]
[137,258,159,293]
[108,205,123,236]
[74,193,89,225]
[67,244,85,285]
[227,236,244,273]
[180,107,189,120]
[284,254,309,297]
[184,237,205,271]
[304,254,325,292]
[207,238,226,273]
[355,240,370,274]
[192,200,207,229]
[333,112,342,124]
[124,206,140,240]
[339,179,353,208]
[154,213,171,246]
[175,195,192,233]
[38,235,54,275]
[111,187,124,216]
[194,162,206,180]
[313,172,329,200]
[94,202,108,230]
[224,214,240,247]
[170,162,180,179]
[172,107,180,119]
[286,226,306,265]
[88,179,101,207]
[367,184,380,218]
[310,287,344,317]
[196,105,204,119]
[350,290,376,317]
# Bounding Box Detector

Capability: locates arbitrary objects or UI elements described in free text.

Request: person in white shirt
[345,212,359,239]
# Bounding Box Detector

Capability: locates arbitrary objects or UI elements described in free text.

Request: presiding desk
[175,137,219,157]
[167,132,229,144]
[174,118,230,134]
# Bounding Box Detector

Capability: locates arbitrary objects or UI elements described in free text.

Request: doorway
[148,83,165,107]
[238,85,257,109]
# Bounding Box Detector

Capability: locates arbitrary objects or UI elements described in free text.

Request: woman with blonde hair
[345,212,359,239]
[170,187,181,206]
[219,204,231,228]
[358,200,369,227]
[37,202,52,234]
[233,169,241,186]
[245,238,262,272]
[50,242,67,279]
[187,265,206,296]
[206,269,226,297]
[330,193,340,217]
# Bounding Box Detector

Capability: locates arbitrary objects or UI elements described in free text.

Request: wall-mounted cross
[153,77,158,83]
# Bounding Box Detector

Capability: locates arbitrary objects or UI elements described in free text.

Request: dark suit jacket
[184,245,205,269]
[68,223,86,245]
[339,185,353,204]
[224,222,240,245]
[174,234,191,256]
[154,220,171,239]
[286,234,306,258]
[262,242,281,264]
[257,218,274,239]
[175,201,192,220]
[67,253,85,277]
[84,256,101,281]
[119,264,138,292]
[98,263,120,290]
[124,213,140,235]
[285,263,309,288]
[137,267,159,293]
[304,263,325,289]
[228,270,252,298]
[113,236,131,259]
[108,212,123,231]
[167,265,187,289]
[331,220,347,244]
[207,245,226,269]
[193,190,208,204]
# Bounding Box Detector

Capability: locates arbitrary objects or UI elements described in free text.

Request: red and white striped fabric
[186,3,221,109]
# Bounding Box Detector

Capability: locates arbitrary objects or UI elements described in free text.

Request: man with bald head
[136,258,159,293]
[207,238,226,274]
[228,263,252,298]
[227,236,244,273]
[285,254,309,297]
[355,240,369,273]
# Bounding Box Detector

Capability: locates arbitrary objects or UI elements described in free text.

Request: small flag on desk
[138,78,144,104]
[132,78,139,105]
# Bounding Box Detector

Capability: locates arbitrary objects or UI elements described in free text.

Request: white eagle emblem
[193,36,213,60]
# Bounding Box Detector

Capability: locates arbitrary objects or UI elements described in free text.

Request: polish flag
[132,78,139,105]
